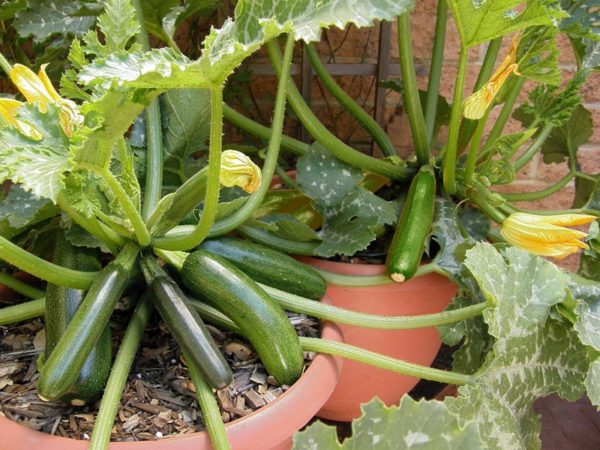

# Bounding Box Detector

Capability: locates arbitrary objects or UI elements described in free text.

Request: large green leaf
[296,145,396,257]
[585,360,600,408]
[560,0,600,70]
[447,0,566,48]
[447,319,590,450]
[464,243,568,340]
[517,26,561,85]
[0,104,74,202]
[0,185,52,228]
[293,397,482,449]
[79,0,414,88]
[540,104,593,165]
[12,0,100,43]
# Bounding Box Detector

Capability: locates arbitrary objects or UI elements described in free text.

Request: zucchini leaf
[293,397,482,449]
[559,0,600,70]
[296,144,397,257]
[517,26,561,85]
[447,0,566,48]
[540,104,593,165]
[445,243,591,450]
[0,104,73,202]
[0,185,53,228]
[79,0,415,89]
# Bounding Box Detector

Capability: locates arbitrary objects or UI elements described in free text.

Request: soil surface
[0,302,319,442]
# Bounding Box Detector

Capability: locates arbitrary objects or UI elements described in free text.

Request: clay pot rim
[0,315,343,449]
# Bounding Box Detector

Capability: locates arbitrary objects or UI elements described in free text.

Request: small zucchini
[38,241,139,401]
[386,165,436,283]
[181,250,304,385]
[199,237,326,300]
[43,234,111,405]
[141,255,232,389]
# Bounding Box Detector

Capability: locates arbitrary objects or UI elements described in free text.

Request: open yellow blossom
[463,35,521,120]
[500,212,596,259]
[219,150,262,193]
[0,64,82,137]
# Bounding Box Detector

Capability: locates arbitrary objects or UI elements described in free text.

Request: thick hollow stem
[443,48,469,195]
[502,171,575,202]
[261,283,486,330]
[305,43,397,157]
[513,124,554,172]
[0,298,45,326]
[482,77,526,151]
[424,0,448,143]
[223,104,309,155]
[0,273,44,299]
[267,40,411,181]
[88,294,152,450]
[0,53,12,75]
[184,352,231,450]
[463,111,490,185]
[0,235,97,289]
[142,100,164,221]
[151,86,224,251]
[300,337,475,385]
[397,13,429,165]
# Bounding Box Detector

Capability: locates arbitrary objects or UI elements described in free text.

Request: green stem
[184,352,231,450]
[0,298,45,326]
[305,43,397,157]
[463,110,490,185]
[0,53,11,75]
[150,86,224,251]
[57,193,122,254]
[456,38,502,152]
[397,13,429,165]
[513,124,554,172]
[502,171,575,202]
[315,261,445,287]
[237,225,319,255]
[466,183,507,224]
[141,100,164,221]
[424,0,448,144]
[261,283,486,330]
[443,48,469,195]
[223,104,309,155]
[204,34,295,238]
[482,77,526,151]
[89,294,152,450]
[274,166,299,189]
[80,164,151,246]
[300,337,475,385]
[266,40,411,181]
[0,273,44,299]
[0,235,97,289]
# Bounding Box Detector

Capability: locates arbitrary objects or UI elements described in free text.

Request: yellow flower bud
[219,150,262,193]
[500,212,596,259]
[9,64,82,136]
[463,35,520,120]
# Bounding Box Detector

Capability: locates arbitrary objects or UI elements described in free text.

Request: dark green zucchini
[181,250,303,385]
[386,165,436,283]
[42,234,111,405]
[140,255,232,389]
[38,242,139,401]
[198,237,326,300]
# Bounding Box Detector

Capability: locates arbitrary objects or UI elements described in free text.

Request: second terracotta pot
[299,257,456,422]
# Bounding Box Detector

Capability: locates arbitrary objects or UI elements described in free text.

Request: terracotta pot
[299,257,456,422]
[0,322,343,450]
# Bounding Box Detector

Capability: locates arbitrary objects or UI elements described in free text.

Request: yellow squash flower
[0,63,82,137]
[500,212,596,259]
[219,150,262,193]
[463,35,521,120]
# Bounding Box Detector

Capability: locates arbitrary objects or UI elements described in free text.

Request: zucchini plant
[0,0,598,449]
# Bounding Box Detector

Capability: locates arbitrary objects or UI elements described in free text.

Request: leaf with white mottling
[447,319,590,450]
[570,282,600,351]
[464,243,568,341]
[585,359,600,408]
[0,185,52,228]
[79,0,414,88]
[294,397,482,449]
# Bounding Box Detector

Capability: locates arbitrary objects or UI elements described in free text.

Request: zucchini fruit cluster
[37,235,327,404]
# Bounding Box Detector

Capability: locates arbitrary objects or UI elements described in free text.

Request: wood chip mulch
[0,302,320,442]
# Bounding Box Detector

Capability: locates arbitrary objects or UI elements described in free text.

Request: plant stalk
[482,77,526,151]
[397,13,429,165]
[300,337,475,385]
[463,109,490,185]
[304,43,397,157]
[513,124,554,172]
[0,235,97,289]
[0,298,45,326]
[442,47,469,195]
[424,0,448,144]
[89,294,152,450]
[266,40,411,181]
[0,272,44,299]
[502,171,575,202]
